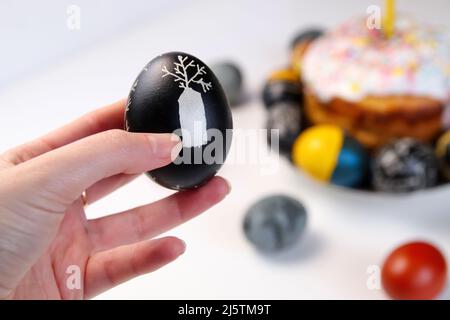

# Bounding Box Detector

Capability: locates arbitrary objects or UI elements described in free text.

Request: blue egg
[292,125,369,188]
[331,136,369,187]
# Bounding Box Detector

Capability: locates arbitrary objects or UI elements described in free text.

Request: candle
[384,0,396,38]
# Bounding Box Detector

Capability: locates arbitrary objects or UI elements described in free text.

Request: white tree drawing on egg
[162,55,212,148]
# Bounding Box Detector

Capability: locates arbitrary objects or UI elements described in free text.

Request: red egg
[382,241,447,300]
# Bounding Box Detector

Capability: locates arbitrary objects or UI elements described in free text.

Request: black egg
[210,62,243,106]
[266,101,303,156]
[125,52,233,190]
[243,195,307,252]
[371,138,438,193]
[290,28,324,49]
[435,130,450,181]
[262,68,303,108]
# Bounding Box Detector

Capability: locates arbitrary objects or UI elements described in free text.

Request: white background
[0,0,449,299]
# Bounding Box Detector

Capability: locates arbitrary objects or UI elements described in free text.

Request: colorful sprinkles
[302,16,450,103]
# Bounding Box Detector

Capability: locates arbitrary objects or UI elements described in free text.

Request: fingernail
[147,133,181,159]
[171,137,183,161]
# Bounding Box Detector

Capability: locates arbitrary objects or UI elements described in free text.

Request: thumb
[0,130,181,297]
[11,130,182,211]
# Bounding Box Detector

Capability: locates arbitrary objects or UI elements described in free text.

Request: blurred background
[1,0,449,299]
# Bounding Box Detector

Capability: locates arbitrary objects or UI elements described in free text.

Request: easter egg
[243,195,307,252]
[290,28,324,74]
[382,241,447,300]
[262,68,303,108]
[291,125,369,188]
[125,52,233,190]
[371,138,438,193]
[435,130,450,181]
[266,101,303,156]
[290,28,324,49]
[210,62,243,106]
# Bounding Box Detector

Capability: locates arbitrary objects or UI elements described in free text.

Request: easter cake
[301,16,450,148]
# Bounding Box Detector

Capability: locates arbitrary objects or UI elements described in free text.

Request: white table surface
[1,0,449,299]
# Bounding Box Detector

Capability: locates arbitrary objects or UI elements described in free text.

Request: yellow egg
[268,68,299,82]
[292,125,343,181]
[292,124,369,187]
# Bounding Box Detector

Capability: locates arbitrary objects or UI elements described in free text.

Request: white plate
[288,164,450,215]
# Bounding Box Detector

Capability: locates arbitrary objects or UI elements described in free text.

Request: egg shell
[382,241,447,300]
[243,195,307,252]
[290,28,324,49]
[262,68,303,108]
[371,138,438,193]
[210,62,243,106]
[125,52,233,190]
[435,130,450,181]
[291,125,369,188]
[266,101,303,156]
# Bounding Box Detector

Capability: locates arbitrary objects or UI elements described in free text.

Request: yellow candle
[384,0,396,38]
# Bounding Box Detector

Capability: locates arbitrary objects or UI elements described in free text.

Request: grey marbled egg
[210,62,243,106]
[243,195,307,252]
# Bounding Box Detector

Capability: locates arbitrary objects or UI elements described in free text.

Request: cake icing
[302,16,450,103]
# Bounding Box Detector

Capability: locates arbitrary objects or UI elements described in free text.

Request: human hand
[0,100,230,299]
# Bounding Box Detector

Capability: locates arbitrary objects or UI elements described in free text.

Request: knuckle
[102,253,120,286]
[101,129,132,154]
[172,196,184,224]
[101,129,150,156]
[131,209,147,242]
[145,134,158,155]
[103,129,128,143]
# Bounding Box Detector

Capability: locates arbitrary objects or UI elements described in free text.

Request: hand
[0,100,230,299]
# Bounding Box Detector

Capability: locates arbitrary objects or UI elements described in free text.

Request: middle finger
[87,176,230,252]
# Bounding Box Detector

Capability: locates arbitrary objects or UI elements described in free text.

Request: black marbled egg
[262,68,303,108]
[435,130,450,181]
[266,101,303,156]
[125,52,233,190]
[371,138,438,193]
[290,28,324,49]
[243,195,307,252]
